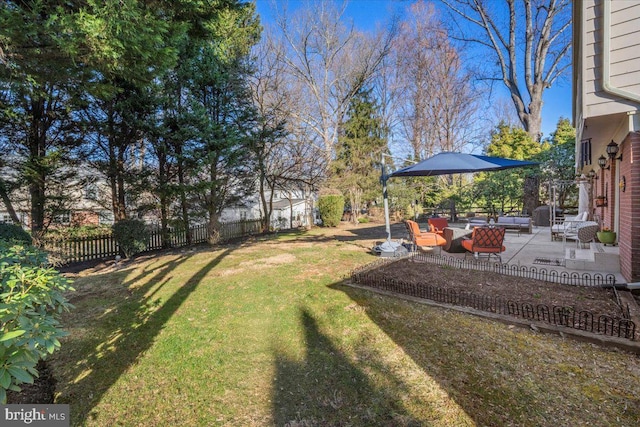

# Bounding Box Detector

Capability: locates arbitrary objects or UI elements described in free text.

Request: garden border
[350,255,636,343]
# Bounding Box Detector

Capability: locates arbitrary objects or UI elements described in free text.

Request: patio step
[565,243,620,273]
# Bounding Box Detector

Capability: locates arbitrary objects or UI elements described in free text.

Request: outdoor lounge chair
[551,211,588,240]
[563,221,599,249]
[461,226,506,262]
[427,217,449,236]
[405,220,446,253]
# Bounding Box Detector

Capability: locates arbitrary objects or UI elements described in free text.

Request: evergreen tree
[330,88,388,224]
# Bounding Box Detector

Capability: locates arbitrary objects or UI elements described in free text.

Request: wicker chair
[564,222,599,248]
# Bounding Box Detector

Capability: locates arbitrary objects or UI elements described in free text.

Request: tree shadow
[55,248,233,425]
[272,308,425,426]
[329,282,640,426]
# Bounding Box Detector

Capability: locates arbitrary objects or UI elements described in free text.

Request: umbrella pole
[382,154,392,242]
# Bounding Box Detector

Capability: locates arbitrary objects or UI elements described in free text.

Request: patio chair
[461,226,506,262]
[551,211,588,240]
[563,221,599,249]
[405,220,446,253]
[427,217,449,236]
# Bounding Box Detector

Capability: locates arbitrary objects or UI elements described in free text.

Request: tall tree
[182,2,261,242]
[250,30,325,232]
[330,87,388,224]
[274,0,395,166]
[392,1,483,160]
[0,2,85,237]
[441,0,572,140]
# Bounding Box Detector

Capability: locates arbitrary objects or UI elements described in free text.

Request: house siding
[582,0,640,118]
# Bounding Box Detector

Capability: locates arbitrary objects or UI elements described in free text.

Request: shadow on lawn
[56,248,233,425]
[272,308,424,426]
[329,283,515,426]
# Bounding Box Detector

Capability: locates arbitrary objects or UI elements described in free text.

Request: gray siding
[582,0,640,118]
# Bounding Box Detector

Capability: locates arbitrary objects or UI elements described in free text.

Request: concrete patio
[410,222,625,284]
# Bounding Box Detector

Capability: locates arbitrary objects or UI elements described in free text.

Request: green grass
[50,227,640,426]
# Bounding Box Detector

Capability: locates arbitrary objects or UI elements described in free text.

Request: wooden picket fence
[43,219,263,265]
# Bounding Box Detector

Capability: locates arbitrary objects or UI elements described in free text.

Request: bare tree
[274,0,396,166]
[250,30,324,231]
[386,1,483,160]
[441,0,572,140]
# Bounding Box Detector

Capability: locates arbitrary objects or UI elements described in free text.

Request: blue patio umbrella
[378,152,538,255]
[391,152,538,177]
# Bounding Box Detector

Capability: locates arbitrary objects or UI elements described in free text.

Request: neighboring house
[0,167,115,229]
[573,0,640,282]
[219,189,316,229]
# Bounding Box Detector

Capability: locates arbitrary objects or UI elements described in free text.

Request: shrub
[0,223,31,245]
[318,195,344,227]
[0,241,74,403]
[358,217,370,224]
[112,219,149,258]
[44,225,112,239]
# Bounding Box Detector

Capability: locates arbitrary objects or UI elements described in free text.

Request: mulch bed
[364,258,623,318]
[7,361,55,404]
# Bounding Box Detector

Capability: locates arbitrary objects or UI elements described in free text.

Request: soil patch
[6,361,55,404]
[368,258,623,317]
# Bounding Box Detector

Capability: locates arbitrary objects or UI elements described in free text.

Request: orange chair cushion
[428,218,449,234]
[406,220,446,247]
[415,233,446,247]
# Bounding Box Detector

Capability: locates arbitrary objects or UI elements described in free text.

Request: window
[85,184,98,200]
[54,212,71,225]
[98,210,114,225]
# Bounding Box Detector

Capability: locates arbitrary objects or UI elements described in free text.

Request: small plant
[112,219,149,258]
[358,217,370,224]
[0,241,74,403]
[0,223,32,245]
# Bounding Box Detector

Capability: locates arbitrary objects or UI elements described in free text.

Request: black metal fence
[43,219,263,265]
[350,256,635,341]
[411,252,617,287]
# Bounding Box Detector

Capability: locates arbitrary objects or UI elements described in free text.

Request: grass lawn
[51,226,640,426]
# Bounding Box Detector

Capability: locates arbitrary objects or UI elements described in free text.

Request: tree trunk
[158,149,170,249]
[0,180,21,225]
[523,175,539,217]
[28,97,47,239]
[176,148,191,245]
[116,147,127,220]
[258,170,272,233]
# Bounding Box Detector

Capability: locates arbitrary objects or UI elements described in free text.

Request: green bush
[44,225,112,239]
[0,223,31,245]
[318,195,345,227]
[112,219,149,258]
[358,217,370,224]
[0,241,74,403]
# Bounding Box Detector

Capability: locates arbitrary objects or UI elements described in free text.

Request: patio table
[443,227,473,253]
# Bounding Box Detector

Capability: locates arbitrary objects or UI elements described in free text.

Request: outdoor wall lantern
[606,140,619,159]
[598,155,608,169]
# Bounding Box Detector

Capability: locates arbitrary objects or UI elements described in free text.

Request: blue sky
[254,0,573,139]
